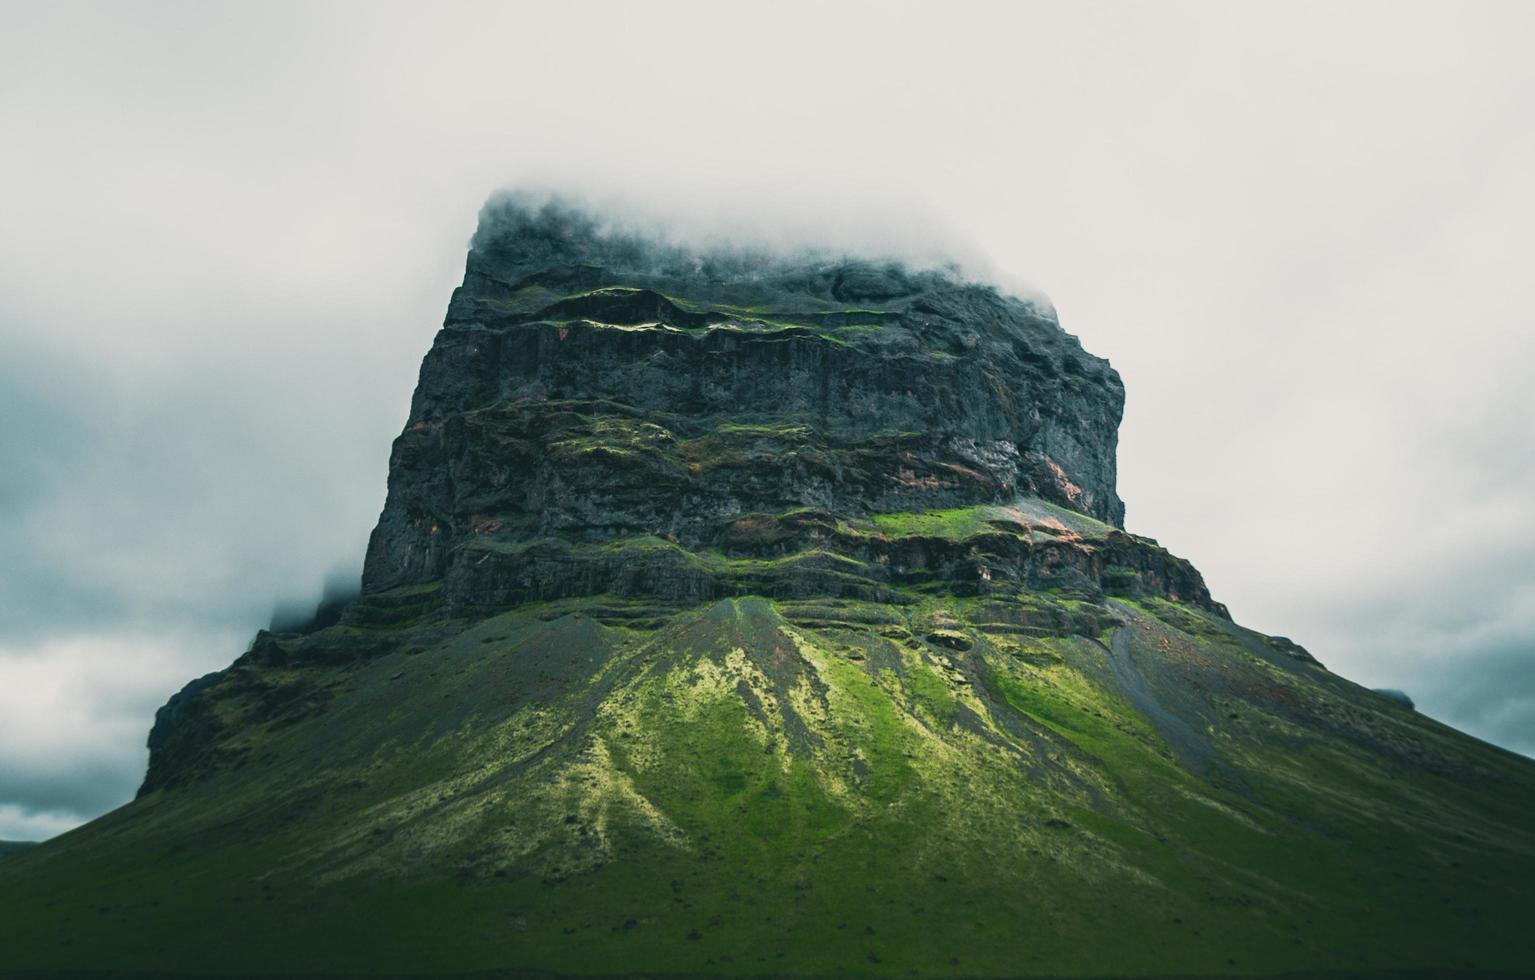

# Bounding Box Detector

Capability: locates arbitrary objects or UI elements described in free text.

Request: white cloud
[0,805,84,843]
[0,628,245,828]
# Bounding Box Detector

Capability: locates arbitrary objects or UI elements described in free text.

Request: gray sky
[3,0,1533,840]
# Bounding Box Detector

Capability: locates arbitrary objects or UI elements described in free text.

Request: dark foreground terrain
[4,197,1531,978]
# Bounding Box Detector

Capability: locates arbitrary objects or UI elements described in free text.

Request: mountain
[3,195,1533,979]
[0,841,36,859]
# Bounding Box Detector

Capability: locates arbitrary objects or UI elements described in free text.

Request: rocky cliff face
[362,196,1145,611]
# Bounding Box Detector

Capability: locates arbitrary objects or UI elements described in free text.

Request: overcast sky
[3,0,1533,841]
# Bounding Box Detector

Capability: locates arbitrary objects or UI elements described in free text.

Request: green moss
[985,654,1168,769]
[855,500,1115,544]
[1009,497,1116,536]
[712,421,814,439]
[904,661,959,725]
[867,506,999,540]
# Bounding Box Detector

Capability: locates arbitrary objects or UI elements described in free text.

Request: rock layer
[363,196,1129,603]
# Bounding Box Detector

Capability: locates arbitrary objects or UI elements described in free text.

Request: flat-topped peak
[364,193,1132,607]
[461,191,1052,324]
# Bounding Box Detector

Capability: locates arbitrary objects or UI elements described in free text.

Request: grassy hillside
[3,589,1532,977]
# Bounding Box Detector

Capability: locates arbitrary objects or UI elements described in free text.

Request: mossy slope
[3,592,1532,978]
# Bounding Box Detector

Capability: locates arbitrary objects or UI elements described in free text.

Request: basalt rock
[363,195,1128,602]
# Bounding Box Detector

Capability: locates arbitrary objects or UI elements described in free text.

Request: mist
[3,0,1534,840]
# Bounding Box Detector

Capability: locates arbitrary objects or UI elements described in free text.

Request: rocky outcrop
[363,195,1132,609]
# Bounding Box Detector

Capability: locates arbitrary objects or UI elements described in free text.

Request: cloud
[0,806,83,844]
[0,628,246,831]
[1298,575,1535,757]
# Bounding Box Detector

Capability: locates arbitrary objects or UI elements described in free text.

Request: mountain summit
[3,195,1533,978]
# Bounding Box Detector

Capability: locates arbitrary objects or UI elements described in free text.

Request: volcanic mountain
[3,196,1533,979]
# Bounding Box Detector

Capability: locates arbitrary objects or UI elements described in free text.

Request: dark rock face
[140,670,228,795]
[362,196,1132,606]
